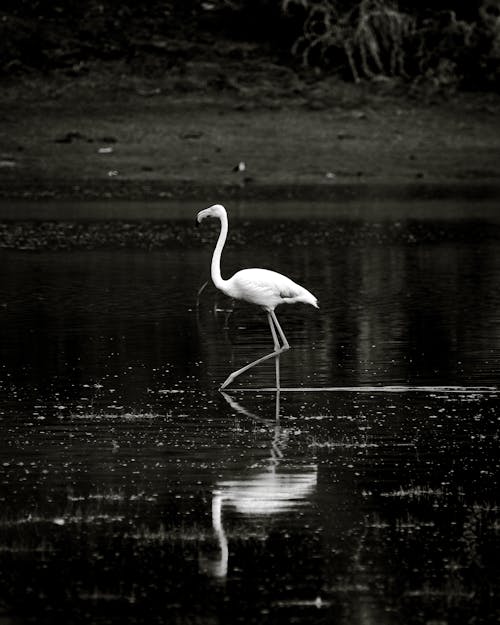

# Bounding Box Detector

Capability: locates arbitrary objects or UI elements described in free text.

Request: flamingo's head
[196,204,226,225]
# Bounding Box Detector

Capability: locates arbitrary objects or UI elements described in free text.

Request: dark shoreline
[1,181,499,204]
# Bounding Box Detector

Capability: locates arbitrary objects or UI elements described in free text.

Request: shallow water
[0,201,499,624]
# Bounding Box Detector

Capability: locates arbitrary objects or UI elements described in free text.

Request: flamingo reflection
[201,392,317,578]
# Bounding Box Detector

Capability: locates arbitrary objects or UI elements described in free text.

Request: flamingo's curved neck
[211,211,228,291]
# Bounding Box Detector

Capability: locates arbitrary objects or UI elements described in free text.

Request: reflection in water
[202,392,317,579]
[206,491,230,579]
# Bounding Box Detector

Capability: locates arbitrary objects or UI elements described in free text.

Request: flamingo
[196,204,318,389]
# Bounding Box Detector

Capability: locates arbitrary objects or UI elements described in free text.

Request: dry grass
[284,0,415,81]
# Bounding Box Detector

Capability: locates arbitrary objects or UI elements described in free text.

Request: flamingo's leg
[220,312,290,390]
[270,310,290,349]
[268,313,281,390]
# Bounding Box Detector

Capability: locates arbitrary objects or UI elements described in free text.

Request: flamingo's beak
[196,208,210,225]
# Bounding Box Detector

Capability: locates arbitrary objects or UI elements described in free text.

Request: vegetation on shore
[2,1,500,91]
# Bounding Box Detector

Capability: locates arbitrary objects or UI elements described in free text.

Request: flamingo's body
[222,267,318,311]
[196,204,318,389]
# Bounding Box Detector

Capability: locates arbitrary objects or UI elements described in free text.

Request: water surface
[0,200,499,624]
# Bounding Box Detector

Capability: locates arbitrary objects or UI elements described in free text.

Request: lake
[0,198,499,624]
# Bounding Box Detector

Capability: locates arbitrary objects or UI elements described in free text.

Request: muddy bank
[1,65,500,203]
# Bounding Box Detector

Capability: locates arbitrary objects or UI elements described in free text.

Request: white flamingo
[196,204,318,389]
